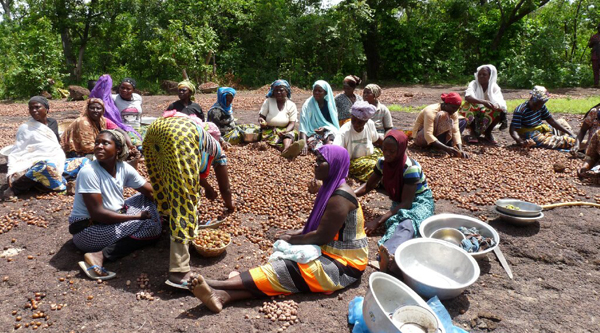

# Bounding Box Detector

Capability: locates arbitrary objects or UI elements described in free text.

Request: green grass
[388,96,600,115]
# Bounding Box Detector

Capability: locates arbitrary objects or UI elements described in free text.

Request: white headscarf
[465,64,507,111]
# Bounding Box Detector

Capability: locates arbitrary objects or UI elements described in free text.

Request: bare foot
[190,275,223,313]
[84,251,106,276]
[168,271,192,285]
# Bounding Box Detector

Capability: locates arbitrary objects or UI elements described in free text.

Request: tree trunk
[60,28,76,77]
[361,22,380,80]
[0,0,12,21]
[491,0,551,51]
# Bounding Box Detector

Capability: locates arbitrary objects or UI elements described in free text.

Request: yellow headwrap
[178,80,196,101]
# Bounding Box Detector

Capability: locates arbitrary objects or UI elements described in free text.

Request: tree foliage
[0,0,598,98]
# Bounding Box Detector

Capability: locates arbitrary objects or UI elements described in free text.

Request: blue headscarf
[266,79,291,99]
[212,87,236,116]
[298,80,339,137]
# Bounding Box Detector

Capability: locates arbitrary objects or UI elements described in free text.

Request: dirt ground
[1,86,599,332]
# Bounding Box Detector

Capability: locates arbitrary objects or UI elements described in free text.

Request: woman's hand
[258,118,267,128]
[570,142,580,156]
[204,186,218,200]
[275,229,301,239]
[279,234,292,242]
[364,218,382,235]
[308,179,321,194]
[221,140,232,151]
[139,211,151,220]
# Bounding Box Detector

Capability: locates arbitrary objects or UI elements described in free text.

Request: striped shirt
[374,157,429,195]
[511,102,551,129]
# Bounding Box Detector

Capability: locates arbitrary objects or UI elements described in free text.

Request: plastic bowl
[395,238,480,300]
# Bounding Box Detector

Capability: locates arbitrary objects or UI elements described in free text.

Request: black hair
[120,77,137,89]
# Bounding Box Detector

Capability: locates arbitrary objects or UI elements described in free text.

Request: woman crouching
[71,130,161,280]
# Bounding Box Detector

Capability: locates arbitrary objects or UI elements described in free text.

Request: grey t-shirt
[112,93,143,128]
[70,160,146,220]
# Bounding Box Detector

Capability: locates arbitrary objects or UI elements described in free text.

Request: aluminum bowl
[362,272,445,333]
[419,213,499,259]
[430,228,465,247]
[395,238,480,300]
[495,198,542,217]
[242,132,260,143]
[494,207,544,226]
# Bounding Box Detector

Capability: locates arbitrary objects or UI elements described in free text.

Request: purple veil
[89,74,141,138]
[302,145,350,234]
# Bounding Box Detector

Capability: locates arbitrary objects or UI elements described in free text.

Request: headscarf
[266,79,292,99]
[299,80,340,137]
[467,64,507,111]
[104,129,129,162]
[440,92,462,106]
[382,130,408,203]
[60,98,108,155]
[350,101,377,121]
[364,84,382,98]
[343,75,361,88]
[178,80,196,101]
[28,96,50,110]
[89,74,141,139]
[302,145,350,234]
[530,85,550,103]
[121,77,137,89]
[212,87,236,116]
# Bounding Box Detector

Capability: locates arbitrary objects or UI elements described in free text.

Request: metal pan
[494,207,543,226]
[495,199,542,217]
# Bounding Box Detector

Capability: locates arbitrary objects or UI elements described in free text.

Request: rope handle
[541,202,600,210]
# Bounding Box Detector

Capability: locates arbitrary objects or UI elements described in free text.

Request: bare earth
[0,85,599,332]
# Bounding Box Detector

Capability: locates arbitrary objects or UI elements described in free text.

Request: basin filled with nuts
[192,229,232,257]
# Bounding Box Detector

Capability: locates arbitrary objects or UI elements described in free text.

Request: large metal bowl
[395,238,480,300]
[242,132,260,143]
[362,272,445,333]
[495,199,542,217]
[419,213,499,259]
[494,207,544,226]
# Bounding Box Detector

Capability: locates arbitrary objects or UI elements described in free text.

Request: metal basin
[362,272,445,333]
[495,199,542,217]
[494,207,544,226]
[430,228,465,247]
[395,238,480,300]
[419,213,499,259]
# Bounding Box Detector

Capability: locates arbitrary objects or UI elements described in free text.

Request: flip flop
[484,134,498,145]
[165,279,191,290]
[78,261,116,281]
[467,136,479,144]
[281,140,305,159]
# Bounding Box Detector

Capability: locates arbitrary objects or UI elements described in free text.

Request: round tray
[494,207,544,226]
[495,199,542,217]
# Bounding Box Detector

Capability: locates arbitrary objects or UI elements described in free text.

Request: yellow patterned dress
[143,117,221,243]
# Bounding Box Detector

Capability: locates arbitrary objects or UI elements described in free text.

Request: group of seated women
[3,70,599,315]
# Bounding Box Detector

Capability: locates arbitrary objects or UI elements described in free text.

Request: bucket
[392,305,441,333]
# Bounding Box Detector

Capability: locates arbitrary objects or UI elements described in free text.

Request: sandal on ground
[78,261,116,281]
[484,133,498,145]
[165,279,191,290]
[467,136,479,144]
[281,140,305,159]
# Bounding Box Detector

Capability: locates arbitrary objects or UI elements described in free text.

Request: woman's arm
[284,194,352,245]
[285,121,296,133]
[82,193,149,224]
[572,122,590,153]
[135,182,154,201]
[355,171,383,197]
[364,183,417,235]
[546,116,575,138]
[299,132,308,155]
[214,164,235,211]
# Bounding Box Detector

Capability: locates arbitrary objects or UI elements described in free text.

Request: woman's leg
[281,137,292,152]
[191,275,255,313]
[169,240,192,283]
[102,237,159,262]
[379,219,414,276]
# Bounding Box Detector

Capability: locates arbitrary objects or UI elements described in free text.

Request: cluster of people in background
[2,66,599,313]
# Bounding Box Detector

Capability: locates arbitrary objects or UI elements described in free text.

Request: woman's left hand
[364,218,382,235]
[204,186,218,200]
[279,234,292,242]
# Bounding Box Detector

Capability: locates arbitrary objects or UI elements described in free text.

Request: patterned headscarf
[530,86,550,103]
[302,145,350,234]
[364,84,382,98]
[103,129,129,162]
[351,101,377,121]
[343,75,361,88]
[121,77,137,89]
[266,79,291,99]
[28,96,50,110]
[178,80,196,101]
[212,87,236,116]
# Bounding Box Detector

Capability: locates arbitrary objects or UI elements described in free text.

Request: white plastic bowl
[419,213,500,259]
[362,272,445,333]
[395,238,480,300]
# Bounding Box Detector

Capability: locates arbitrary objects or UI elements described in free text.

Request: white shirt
[371,102,393,133]
[112,93,143,128]
[259,99,298,127]
[333,120,379,159]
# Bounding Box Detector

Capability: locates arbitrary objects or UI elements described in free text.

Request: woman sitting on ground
[571,103,600,156]
[412,93,469,158]
[355,130,434,275]
[61,98,135,158]
[90,75,143,146]
[112,77,143,131]
[71,130,161,280]
[2,96,67,200]
[460,64,507,144]
[362,84,393,137]
[299,80,340,155]
[189,145,367,313]
[258,79,304,158]
[334,101,383,182]
[578,130,600,179]
[335,75,363,126]
[509,86,576,150]
[208,87,241,144]
[166,80,204,120]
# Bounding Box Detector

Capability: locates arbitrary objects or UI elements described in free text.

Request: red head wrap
[441,92,462,106]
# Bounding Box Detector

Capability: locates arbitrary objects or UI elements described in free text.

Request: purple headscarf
[302,145,350,234]
[89,74,141,139]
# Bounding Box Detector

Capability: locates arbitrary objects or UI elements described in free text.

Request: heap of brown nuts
[194,229,231,249]
[135,291,155,301]
[137,273,150,289]
[259,299,299,330]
